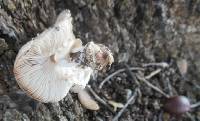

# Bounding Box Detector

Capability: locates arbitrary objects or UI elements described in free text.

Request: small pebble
[164,96,191,115]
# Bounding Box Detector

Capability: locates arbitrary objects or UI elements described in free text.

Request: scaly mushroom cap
[84,41,114,71]
[13,10,93,103]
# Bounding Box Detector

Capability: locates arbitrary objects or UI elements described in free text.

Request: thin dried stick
[87,85,114,113]
[166,78,173,96]
[142,62,169,68]
[124,64,140,85]
[145,69,162,80]
[99,67,144,89]
[112,88,138,121]
[190,101,200,108]
[186,112,196,121]
[136,74,169,98]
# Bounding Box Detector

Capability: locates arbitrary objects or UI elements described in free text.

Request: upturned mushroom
[13,10,114,110]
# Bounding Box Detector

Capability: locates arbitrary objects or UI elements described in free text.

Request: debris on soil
[177,59,188,76]
[112,88,138,121]
[108,100,124,112]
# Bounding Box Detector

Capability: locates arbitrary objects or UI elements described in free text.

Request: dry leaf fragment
[108,100,124,111]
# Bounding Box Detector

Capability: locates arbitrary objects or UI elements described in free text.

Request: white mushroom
[13,10,114,104]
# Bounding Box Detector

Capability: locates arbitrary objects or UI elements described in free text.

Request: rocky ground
[0,0,200,121]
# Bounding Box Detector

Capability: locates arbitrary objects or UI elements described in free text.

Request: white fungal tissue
[13,10,114,103]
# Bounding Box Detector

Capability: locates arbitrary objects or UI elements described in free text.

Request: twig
[136,74,169,98]
[142,62,169,68]
[112,88,138,121]
[190,101,200,108]
[166,78,173,96]
[186,112,196,121]
[145,69,162,80]
[86,85,114,113]
[124,64,140,85]
[99,67,144,89]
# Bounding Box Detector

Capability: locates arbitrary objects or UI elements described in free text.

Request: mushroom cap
[13,10,91,103]
[84,41,114,71]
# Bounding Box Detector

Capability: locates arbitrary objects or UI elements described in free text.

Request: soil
[0,0,200,121]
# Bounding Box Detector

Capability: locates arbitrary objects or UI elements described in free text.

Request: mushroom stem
[50,51,67,63]
[60,65,93,86]
[50,50,72,63]
[50,54,57,63]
